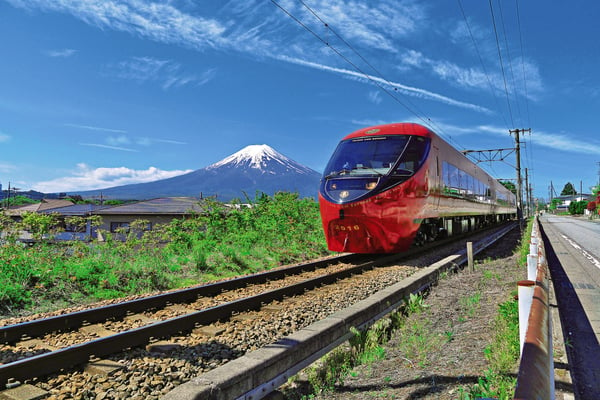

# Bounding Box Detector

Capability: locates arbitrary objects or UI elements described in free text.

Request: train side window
[393,136,430,175]
[442,161,460,196]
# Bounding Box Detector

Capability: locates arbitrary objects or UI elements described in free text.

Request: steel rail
[0,253,367,344]
[1,221,490,344]
[163,222,519,400]
[0,252,405,389]
[0,222,516,389]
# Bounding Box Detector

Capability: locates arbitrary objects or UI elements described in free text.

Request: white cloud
[297,0,424,52]
[8,0,227,50]
[32,163,193,192]
[44,48,76,57]
[64,123,127,133]
[350,118,392,127]
[0,162,17,173]
[278,55,492,114]
[472,125,600,155]
[80,143,138,152]
[7,0,517,112]
[106,135,131,147]
[399,50,543,100]
[367,90,382,105]
[109,56,216,89]
[0,132,10,142]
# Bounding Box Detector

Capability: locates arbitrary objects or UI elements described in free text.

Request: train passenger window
[442,162,488,201]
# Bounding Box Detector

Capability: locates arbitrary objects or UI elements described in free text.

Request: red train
[319,123,517,253]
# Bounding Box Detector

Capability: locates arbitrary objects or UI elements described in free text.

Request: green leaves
[1,192,329,314]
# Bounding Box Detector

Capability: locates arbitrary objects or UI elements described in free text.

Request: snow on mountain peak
[207,144,313,175]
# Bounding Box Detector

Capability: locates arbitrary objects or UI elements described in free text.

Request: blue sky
[1,0,600,201]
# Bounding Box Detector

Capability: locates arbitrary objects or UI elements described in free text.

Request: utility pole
[525,168,529,217]
[509,128,531,223]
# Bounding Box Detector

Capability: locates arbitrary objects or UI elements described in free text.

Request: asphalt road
[539,214,600,400]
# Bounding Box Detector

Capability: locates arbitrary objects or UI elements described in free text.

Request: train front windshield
[321,135,430,203]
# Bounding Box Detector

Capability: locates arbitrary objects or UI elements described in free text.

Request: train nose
[327,217,382,253]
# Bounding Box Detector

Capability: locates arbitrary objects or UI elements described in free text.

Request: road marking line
[560,234,600,270]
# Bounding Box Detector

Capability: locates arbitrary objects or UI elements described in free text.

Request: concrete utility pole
[525,168,530,217]
[509,128,531,223]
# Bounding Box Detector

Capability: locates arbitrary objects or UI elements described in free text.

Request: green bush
[568,200,588,215]
[0,193,329,314]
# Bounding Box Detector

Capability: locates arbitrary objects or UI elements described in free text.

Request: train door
[434,146,441,210]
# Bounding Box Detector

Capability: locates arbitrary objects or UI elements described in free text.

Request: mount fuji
[68,145,322,201]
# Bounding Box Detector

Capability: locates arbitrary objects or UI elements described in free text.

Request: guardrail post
[526,254,538,281]
[467,242,474,271]
[517,280,535,355]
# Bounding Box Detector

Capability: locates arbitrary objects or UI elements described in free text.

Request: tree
[568,200,587,215]
[19,211,59,240]
[587,201,597,217]
[499,180,516,195]
[549,198,562,212]
[561,182,577,196]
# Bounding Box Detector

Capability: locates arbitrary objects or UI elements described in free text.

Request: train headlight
[339,190,349,199]
[365,181,377,190]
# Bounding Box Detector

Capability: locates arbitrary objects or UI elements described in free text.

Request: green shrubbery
[0,192,329,314]
[568,200,588,215]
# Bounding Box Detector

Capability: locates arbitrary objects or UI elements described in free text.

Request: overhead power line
[497,0,523,127]
[488,0,515,127]
[270,1,427,124]
[271,0,464,147]
[515,0,531,128]
[457,0,510,131]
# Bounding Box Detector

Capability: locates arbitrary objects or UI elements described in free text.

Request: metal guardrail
[514,217,555,399]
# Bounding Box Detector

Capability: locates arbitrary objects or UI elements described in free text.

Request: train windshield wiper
[325,167,384,179]
[355,166,385,176]
[324,168,352,179]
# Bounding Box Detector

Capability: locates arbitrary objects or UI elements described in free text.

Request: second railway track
[0,223,516,398]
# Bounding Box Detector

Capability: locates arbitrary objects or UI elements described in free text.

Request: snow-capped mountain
[208,144,316,175]
[68,145,322,201]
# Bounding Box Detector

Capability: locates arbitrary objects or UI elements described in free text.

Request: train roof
[342,123,434,140]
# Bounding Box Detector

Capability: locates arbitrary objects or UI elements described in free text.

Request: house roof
[93,197,204,215]
[5,199,74,216]
[40,204,111,216]
[555,194,595,202]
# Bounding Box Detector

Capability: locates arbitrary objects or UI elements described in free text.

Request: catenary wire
[270,1,427,125]
[296,0,448,138]
[515,0,535,197]
[488,0,515,127]
[271,0,466,149]
[456,0,510,131]
[497,0,524,128]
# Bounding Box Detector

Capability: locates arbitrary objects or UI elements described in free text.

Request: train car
[319,123,517,253]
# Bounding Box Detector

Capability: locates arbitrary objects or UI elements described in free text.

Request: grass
[458,217,533,399]
[281,218,532,400]
[282,293,438,399]
[0,192,330,315]
[459,291,482,319]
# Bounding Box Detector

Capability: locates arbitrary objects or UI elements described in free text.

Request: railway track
[0,223,516,398]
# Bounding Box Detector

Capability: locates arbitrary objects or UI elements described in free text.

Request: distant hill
[68,145,322,201]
